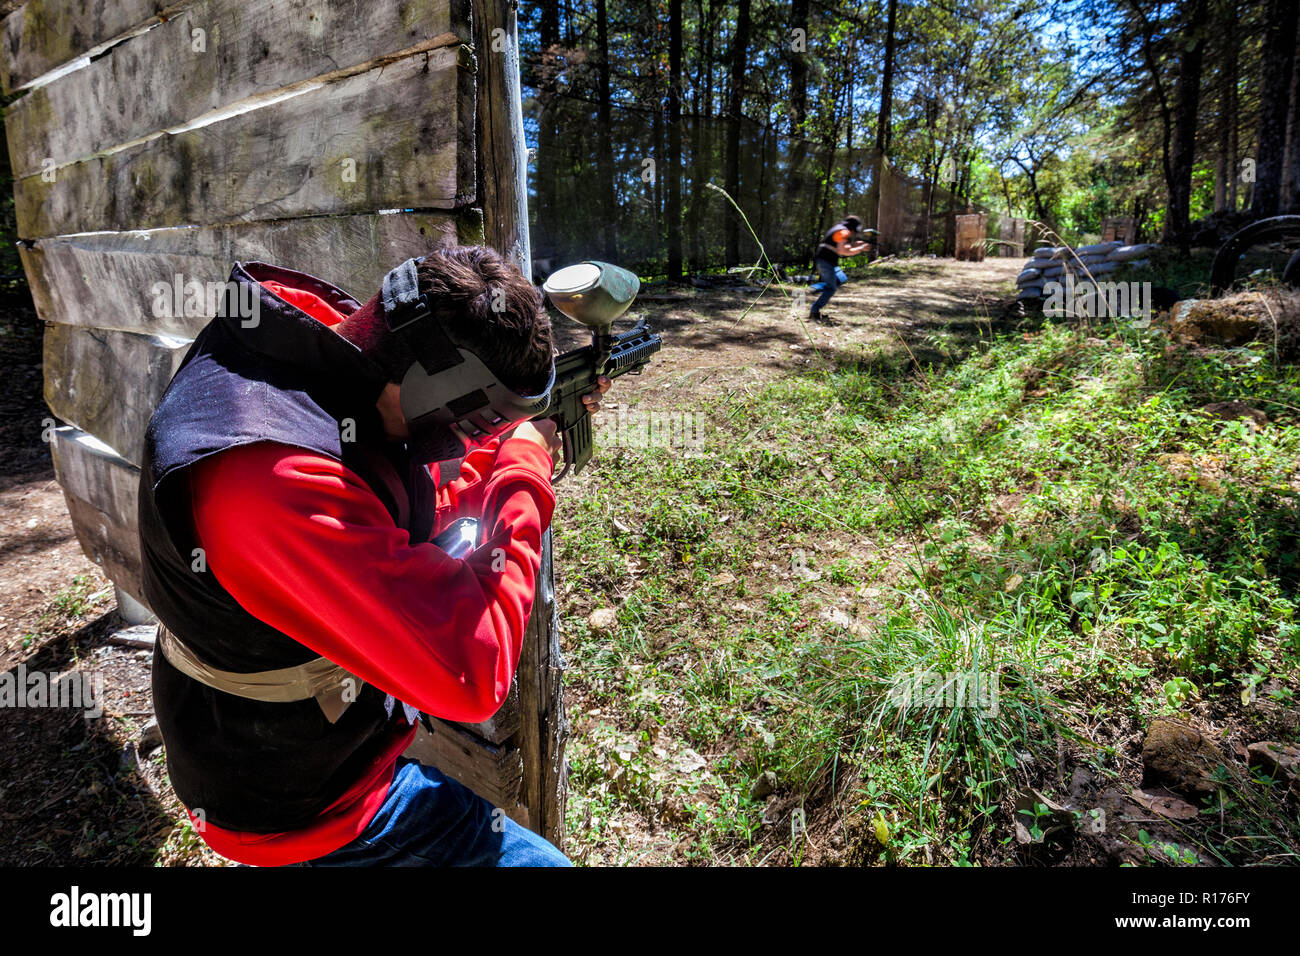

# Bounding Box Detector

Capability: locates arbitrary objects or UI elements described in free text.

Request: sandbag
[1108,243,1158,262]
[1074,260,1118,275]
[1017,267,1042,283]
[1076,241,1123,256]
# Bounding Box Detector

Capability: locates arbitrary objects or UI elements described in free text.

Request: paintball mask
[379,257,556,471]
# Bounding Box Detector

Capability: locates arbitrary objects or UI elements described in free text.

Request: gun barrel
[604,325,661,374]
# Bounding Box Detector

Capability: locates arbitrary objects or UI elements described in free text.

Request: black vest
[139,261,439,832]
[816,221,853,263]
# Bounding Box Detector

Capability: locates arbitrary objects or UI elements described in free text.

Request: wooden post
[471,0,568,848]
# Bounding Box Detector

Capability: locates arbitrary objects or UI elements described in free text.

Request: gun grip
[554,414,593,483]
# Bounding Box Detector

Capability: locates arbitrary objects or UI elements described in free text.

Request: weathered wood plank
[49,425,146,603]
[43,324,191,466]
[473,0,529,272]
[49,425,138,525]
[402,716,525,818]
[5,0,470,177]
[62,494,146,605]
[20,211,460,336]
[15,44,475,238]
[0,0,187,94]
[473,0,565,848]
[458,681,520,744]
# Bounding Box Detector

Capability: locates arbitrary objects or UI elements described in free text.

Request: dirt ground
[0,257,1023,865]
[588,258,1021,409]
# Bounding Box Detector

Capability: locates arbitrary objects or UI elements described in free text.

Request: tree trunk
[724,0,751,266]
[1166,0,1207,241]
[667,0,683,278]
[785,0,811,262]
[842,32,855,210]
[1128,0,1175,229]
[790,0,810,134]
[595,0,618,261]
[1281,7,1300,212]
[1215,0,1237,212]
[1252,0,1299,217]
[540,2,558,48]
[876,0,897,157]
[649,0,664,268]
[686,0,711,273]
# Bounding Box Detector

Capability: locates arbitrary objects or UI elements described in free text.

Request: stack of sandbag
[1105,243,1158,270]
[1015,242,1160,301]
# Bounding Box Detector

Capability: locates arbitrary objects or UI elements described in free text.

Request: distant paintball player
[810,215,877,323]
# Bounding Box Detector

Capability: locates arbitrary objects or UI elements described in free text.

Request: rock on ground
[1141,717,1229,798]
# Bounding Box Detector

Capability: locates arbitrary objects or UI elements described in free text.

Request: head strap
[374,256,556,465]
[381,257,460,375]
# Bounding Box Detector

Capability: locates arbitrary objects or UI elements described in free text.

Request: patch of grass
[555,303,1300,865]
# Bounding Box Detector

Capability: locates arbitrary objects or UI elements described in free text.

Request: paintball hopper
[539,260,658,481]
[543,261,640,330]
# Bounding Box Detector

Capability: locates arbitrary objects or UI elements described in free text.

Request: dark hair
[339,245,554,393]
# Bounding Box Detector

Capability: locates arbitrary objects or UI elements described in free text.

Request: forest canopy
[519,0,1297,276]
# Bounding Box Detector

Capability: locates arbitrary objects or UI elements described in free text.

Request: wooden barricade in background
[1,0,565,846]
[954,212,987,261]
[997,217,1025,258]
[1101,216,1137,245]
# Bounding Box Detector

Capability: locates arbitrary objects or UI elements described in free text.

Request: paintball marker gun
[540,261,662,481]
[851,227,880,248]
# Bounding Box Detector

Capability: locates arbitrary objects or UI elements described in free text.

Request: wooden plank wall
[4,0,564,845]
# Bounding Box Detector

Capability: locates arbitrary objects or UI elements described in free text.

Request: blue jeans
[811,257,841,314]
[292,757,571,867]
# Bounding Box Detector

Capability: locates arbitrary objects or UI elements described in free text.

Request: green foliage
[554,312,1300,865]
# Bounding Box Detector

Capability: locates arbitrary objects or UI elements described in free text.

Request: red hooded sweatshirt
[180,278,556,866]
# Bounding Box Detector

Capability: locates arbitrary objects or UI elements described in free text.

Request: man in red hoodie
[138,246,607,866]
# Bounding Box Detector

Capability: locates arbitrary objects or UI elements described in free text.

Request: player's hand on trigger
[582,375,612,415]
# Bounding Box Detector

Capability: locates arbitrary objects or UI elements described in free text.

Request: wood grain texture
[43,323,191,466]
[473,0,529,273]
[51,427,147,604]
[402,717,526,818]
[514,528,567,845]
[49,425,139,524]
[20,211,459,336]
[0,0,186,94]
[62,494,146,604]
[4,0,469,177]
[15,44,475,237]
[458,681,520,744]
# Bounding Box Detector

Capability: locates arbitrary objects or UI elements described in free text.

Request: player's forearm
[189,442,556,723]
